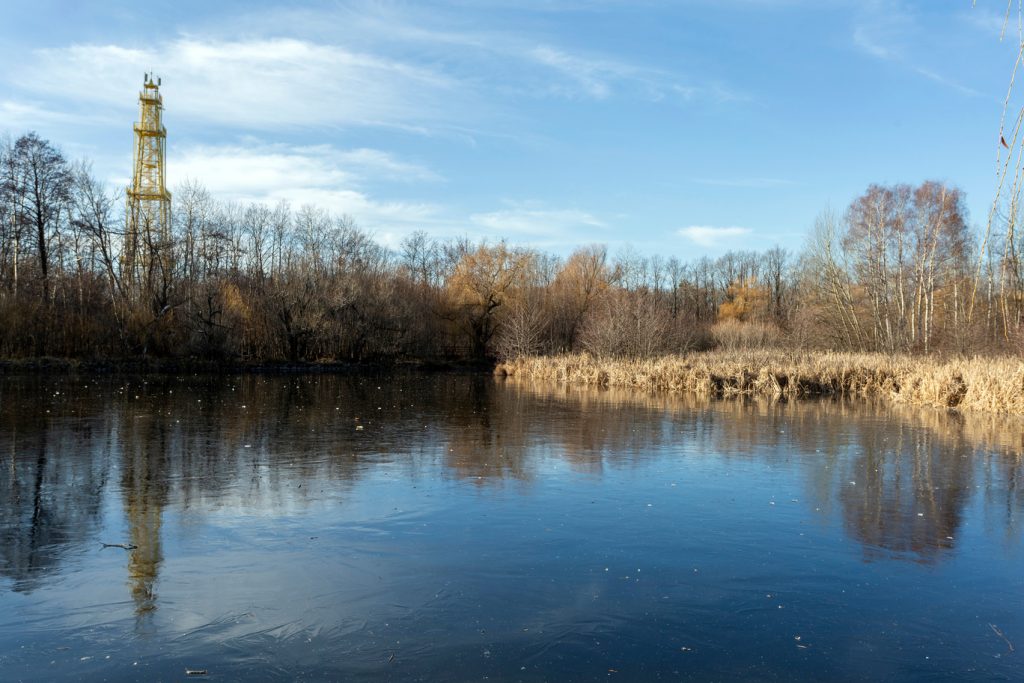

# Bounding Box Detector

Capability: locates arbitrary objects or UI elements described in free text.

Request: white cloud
[678,225,751,247]
[6,0,746,146]
[333,148,443,182]
[165,142,446,241]
[170,144,354,196]
[470,203,607,240]
[0,99,114,130]
[278,187,443,239]
[232,4,739,105]
[169,142,438,194]
[15,37,466,132]
[133,141,607,249]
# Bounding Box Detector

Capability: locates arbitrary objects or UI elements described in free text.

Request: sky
[0,0,1020,258]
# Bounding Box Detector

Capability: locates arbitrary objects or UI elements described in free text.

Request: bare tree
[549,245,610,351]
[70,163,122,302]
[7,133,73,302]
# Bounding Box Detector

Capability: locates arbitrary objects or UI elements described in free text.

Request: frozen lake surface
[1,372,1022,681]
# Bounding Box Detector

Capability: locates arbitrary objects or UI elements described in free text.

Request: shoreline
[0,357,494,376]
[7,350,1023,417]
[495,351,1024,415]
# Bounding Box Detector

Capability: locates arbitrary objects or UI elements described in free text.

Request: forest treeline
[2,130,1023,363]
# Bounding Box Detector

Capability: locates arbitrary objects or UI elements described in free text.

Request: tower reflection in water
[119,414,168,622]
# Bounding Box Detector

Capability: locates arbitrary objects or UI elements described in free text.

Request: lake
[0,372,1021,681]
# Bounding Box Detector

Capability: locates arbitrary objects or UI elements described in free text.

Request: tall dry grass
[505,378,1024,462]
[495,351,1024,414]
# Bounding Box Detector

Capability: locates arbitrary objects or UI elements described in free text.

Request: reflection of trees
[504,379,1023,564]
[827,404,1022,561]
[481,382,690,477]
[838,419,971,563]
[435,376,689,483]
[125,375,387,512]
[981,451,1023,546]
[2,372,1021,599]
[0,382,110,591]
[438,375,535,484]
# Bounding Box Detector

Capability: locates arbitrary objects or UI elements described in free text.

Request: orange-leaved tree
[445,241,534,358]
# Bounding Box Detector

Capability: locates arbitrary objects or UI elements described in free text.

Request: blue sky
[0,0,1018,257]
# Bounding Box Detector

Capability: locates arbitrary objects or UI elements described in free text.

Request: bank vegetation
[496,351,1024,414]
[2,131,1024,407]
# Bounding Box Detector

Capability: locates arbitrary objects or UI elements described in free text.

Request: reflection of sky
[0,375,1022,680]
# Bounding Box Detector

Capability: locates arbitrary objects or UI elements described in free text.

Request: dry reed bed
[507,378,1024,457]
[495,351,1024,414]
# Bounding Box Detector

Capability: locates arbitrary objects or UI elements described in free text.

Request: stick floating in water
[990,623,1015,653]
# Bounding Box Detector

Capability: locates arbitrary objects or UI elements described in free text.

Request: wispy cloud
[169,143,354,197]
[852,5,981,97]
[529,46,617,99]
[678,225,751,247]
[961,6,1015,39]
[526,44,736,103]
[911,66,981,97]
[332,148,443,183]
[277,186,444,243]
[0,98,114,130]
[170,143,438,192]
[164,143,606,249]
[165,142,445,240]
[4,0,751,149]
[471,202,607,241]
[14,37,467,132]
[852,25,896,61]
[221,3,741,106]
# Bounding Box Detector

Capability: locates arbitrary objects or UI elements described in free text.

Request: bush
[710,319,783,350]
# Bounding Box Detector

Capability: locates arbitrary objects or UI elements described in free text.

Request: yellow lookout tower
[125,73,171,287]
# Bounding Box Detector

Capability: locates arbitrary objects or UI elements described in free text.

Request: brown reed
[495,351,1024,415]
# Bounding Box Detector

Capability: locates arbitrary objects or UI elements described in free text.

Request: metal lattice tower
[125,73,171,286]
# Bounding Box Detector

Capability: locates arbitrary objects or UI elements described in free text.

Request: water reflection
[0,409,109,592]
[1,374,1021,591]
[510,382,1023,563]
[0,373,1022,680]
[837,415,969,563]
[120,413,168,618]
